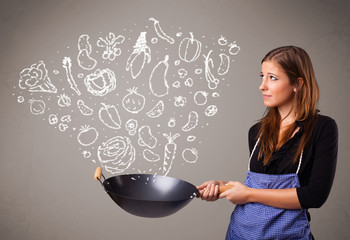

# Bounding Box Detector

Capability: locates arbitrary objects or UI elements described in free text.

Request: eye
[270,75,278,81]
[260,74,265,80]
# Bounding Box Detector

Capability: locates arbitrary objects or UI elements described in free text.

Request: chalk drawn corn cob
[126,32,151,79]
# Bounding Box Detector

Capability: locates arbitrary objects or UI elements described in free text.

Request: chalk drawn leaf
[19,61,57,93]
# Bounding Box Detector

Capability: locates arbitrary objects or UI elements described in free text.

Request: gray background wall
[1,0,349,239]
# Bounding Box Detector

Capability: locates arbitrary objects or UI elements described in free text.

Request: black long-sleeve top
[248,114,338,210]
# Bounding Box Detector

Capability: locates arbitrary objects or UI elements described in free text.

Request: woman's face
[260,60,295,111]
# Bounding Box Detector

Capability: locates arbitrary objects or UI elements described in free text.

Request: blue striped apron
[226,138,312,240]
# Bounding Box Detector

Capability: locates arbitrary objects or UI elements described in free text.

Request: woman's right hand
[197,180,227,201]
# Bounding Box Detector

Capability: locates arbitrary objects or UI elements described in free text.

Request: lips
[263,94,271,99]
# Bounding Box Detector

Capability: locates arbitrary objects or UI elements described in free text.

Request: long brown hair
[257,46,319,165]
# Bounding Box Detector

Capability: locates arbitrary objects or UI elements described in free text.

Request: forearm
[248,187,301,209]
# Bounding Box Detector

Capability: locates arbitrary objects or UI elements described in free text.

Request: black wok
[94,167,199,218]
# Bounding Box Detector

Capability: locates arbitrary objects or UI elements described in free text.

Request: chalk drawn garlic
[174,96,187,107]
[178,32,202,63]
[146,100,164,118]
[28,99,45,115]
[77,34,97,70]
[57,94,71,107]
[122,87,145,114]
[182,148,199,163]
[84,68,116,97]
[126,32,151,79]
[125,119,138,136]
[19,61,57,93]
[97,32,125,61]
[97,136,136,174]
[77,125,99,146]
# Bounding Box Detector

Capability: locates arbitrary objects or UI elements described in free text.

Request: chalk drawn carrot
[126,32,151,79]
[149,18,175,44]
[203,50,220,90]
[62,57,81,96]
[163,132,180,176]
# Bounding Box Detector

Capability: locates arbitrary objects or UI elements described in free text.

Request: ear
[296,77,304,90]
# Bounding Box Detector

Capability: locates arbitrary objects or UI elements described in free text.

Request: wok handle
[218,185,233,194]
[94,167,102,181]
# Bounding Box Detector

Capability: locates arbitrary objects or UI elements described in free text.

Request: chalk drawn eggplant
[149,55,170,97]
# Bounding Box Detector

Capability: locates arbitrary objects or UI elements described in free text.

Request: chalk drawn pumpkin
[178,32,202,63]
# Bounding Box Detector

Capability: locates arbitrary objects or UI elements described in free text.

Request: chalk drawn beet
[97,136,136,174]
[19,61,57,93]
[97,32,125,61]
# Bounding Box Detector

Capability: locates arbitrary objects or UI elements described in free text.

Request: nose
[259,79,267,91]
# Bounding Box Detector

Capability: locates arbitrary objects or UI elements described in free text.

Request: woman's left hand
[218,181,252,205]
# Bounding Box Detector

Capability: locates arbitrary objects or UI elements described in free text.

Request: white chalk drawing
[178,32,202,62]
[194,91,208,105]
[77,125,99,146]
[122,87,145,114]
[146,100,164,118]
[174,96,187,107]
[203,50,220,90]
[97,136,136,174]
[57,94,71,107]
[184,78,193,87]
[58,123,68,132]
[218,35,228,46]
[194,68,202,75]
[99,103,122,130]
[182,111,198,132]
[182,148,199,163]
[19,61,57,93]
[84,68,116,97]
[48,114,58,125]
[126,32,151,79]
[28,99,45,115]
[149,17,175,44]
[125,119,138,136]
[212,92,220,98]
[149,55,170,97]
[82,150,91,158]
[205,105,218,117]
[168,118,176,128]
[163,132,180,176]
[77,99,93,116]
[60,115,71,123]
[178,68,187,78]
[77,34,97,70]
[15,17,241,177]
[62,57,81,96]
[228,41,240,55]
[97,32,125,61]
[151,37,158,44]
[172,81,180,88]
[187,135,196,142]
[138,125,157,149]
[143,149,160,162]
[17,96,24,103]
[217,53,230,76]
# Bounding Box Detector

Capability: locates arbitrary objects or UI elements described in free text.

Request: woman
[197,46,338,239]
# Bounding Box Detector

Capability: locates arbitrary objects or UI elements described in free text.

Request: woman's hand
[218,181,252,205]
[197,180,226,201]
